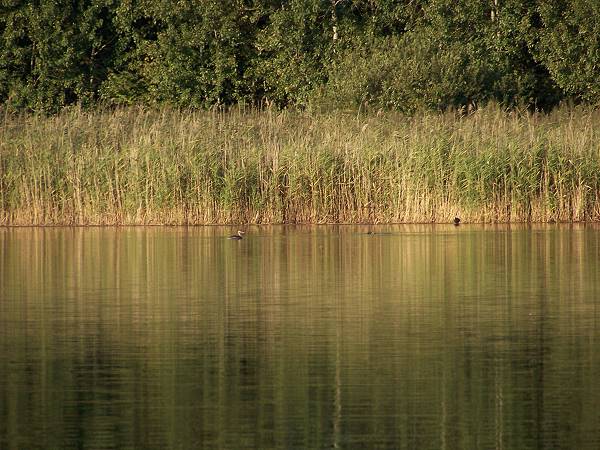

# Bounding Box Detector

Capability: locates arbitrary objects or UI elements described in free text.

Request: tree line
[1,0,599,113]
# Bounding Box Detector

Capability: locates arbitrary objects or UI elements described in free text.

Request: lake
[1,225,600,449]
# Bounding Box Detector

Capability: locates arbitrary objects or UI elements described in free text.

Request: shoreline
[2,221,598,228]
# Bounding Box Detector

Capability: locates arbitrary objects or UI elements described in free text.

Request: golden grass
[1,104,600,224]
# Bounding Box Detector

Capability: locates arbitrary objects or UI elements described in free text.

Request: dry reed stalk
[1,104,600,225]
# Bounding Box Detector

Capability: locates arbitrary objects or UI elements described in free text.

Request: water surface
[1,225,600,449]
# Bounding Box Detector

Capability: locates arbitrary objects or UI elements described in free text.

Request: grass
[1,104,600,225]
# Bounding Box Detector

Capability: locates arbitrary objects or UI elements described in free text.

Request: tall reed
[2,104,600,225]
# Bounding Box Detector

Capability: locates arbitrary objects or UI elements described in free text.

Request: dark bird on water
[229,230,245,240]
[454,217,461,226]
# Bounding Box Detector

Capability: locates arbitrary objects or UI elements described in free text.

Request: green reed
[1,104,600,225]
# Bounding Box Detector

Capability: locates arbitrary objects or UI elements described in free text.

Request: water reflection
[1,225,600,449]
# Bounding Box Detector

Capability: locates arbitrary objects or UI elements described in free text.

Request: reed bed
[1,105,600,225]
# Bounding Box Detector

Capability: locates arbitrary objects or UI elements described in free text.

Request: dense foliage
[0,0,597,112]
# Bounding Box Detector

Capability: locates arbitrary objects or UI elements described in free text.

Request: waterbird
[229,230,245,240]
[454,217,461,226]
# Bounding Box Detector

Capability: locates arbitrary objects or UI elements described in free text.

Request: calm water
[1,225,600,449]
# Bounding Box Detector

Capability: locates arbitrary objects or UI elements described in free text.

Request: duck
[229,230,245,240]
[454,217,461,226]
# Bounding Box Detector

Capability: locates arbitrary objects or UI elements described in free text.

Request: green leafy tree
[319,0,561,112]
[534,0,600,104]
[0,0,589,112]
[250,0,334,107]
[0,0,125,111]
[131,0,267,106]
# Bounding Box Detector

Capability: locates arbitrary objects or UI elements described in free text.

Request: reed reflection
[1,225,599,449]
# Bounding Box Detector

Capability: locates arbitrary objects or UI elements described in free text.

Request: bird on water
[454,217,461,226]
[229,230,245,240]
